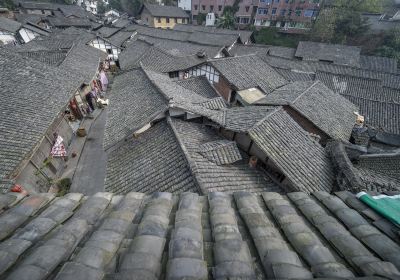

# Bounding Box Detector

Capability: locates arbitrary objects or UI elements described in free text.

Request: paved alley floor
[70,109,108,195]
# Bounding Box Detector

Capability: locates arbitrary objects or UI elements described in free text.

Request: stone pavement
[69,109,108,195]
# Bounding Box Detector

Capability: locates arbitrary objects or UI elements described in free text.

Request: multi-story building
[254,0,320,31]
[191,0,321,32]
[191,0,234,22]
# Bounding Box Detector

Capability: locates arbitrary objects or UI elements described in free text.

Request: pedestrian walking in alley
[100,69,108,92]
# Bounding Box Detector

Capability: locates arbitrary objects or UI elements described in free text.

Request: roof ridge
[166,117,204,194]
[208,53,257,62]
[140,65,172,103]
[316,69,383,83]
[249,106,282,132]
[291,80,319,104]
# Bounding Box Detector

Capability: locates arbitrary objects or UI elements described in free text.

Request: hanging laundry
[51,135,67,157]
[100,70,109,91]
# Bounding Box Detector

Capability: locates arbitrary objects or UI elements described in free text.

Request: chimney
[249,156,258,168]
[196,50,206,58]
[354,112,365,127]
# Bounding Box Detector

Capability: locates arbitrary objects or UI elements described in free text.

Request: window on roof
[288,9,292,15]
[245,6,249,12]
[157,17,161,23]
[280,9,286,16]
[272,8,277,15]
[210,5,214,11]
[202,5,205,10]
[295,8,302,16]
[166,17,170,23]
[218,5,222,11]
[194,4,198,10]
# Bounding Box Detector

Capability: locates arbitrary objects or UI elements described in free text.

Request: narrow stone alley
[69,109,108,195]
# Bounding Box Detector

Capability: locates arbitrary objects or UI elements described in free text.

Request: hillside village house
[139,3,189,29]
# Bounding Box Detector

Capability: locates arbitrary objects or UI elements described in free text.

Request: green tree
[217,11,235,29]
[0,0,14,9]
[334,9,370,43]
[311,0,372,44]
[375,28,400,63]
[97,0,106,14]
[310,8,336,42]
[333,0,384,13]
[197,13,206,25]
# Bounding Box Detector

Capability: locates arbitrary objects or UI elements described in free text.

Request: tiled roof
[261,54,400,89]
[315,71,400,135]
[14,13,43,25]
[104,69,168,148]
[0,17,21,33]
[347,96,400,135]
[130,25,238,48]
[118,39,151,70]
[46,16,93,28]
[315,71,400,103]
[121,45,205,72]
[58,42,106,84]
[176,76,220,98]
[105,120,198,194]
[360,55,398,73]
[218,106,277,133]
[256,81,358,141]
[357,153,400,180]
[187,31,239,47]
[111,18,131,28]
[274,67,314,82]
[209,55,288,93]
[143,68,226,123]
[295,41,361,67]
[0,190,399,279]
[21,22,50,36]
[229,43,270,56]
[169,118,281,193]
[128,24,191,41]
[249,107,335,193]
[0,48,82,181]
[15,50,67,66]
[141,3,189,18]
[18,1,61,10]
[268,45,296,59]
[96,26,120,38]
[173,23,254,43]
[328,141,400,193]
[58,5,91,19]
[136,35,224,57]
[107,30,133,47]
[198,140,242,165]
